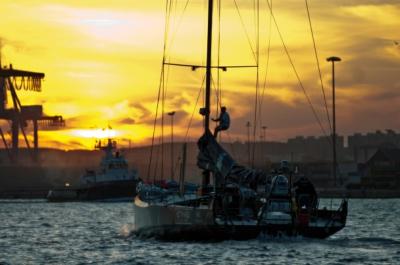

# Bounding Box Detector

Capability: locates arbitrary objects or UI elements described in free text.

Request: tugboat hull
[47,180,137,202]
[77,180,137,201]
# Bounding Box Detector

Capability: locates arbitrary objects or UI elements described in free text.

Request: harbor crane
[0,64,65,163]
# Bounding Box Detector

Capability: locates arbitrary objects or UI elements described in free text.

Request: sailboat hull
[133,197,260,241]
[260,220,346,239]
[299,223,345,239]
[260,203,347,239]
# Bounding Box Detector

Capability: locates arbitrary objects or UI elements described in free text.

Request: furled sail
[197,130,266,188]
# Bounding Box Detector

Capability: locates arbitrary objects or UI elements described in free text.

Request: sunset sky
[0,0,399,149]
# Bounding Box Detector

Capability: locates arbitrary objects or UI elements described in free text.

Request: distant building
[348,130,400,163]
[360,148,400,189]
[286,135,344,162]
[294,161,358,189]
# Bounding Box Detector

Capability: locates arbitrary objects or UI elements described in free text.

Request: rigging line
[226,130,237,160]
[213,78,220,118]
[217,0,222,114]
[160,59,171,181]
[159,54,173,181]
[259,0,273,132]
[201,0,207,68]
[160,78,164,181]
[211,73,221,141]
[253,0,256,42]
[160,0,174,181]
[266,0,330,140]
[166,0,173,50]
[233,0,257,63]
[184,74,206,142]
[211,73,220,113]
[153,68,166,181]
[165,0,176,56]
[172,0,178,32]
[164,63,257,69]
[305,0,332,139]
[147,66,162,181]
[153,129,162,181]
[251,0,260,168]
[161,59,172,180]
[147,0,172,181]
[166,0,191,55]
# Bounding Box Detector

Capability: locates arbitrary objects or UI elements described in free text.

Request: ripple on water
[0,199,399,265]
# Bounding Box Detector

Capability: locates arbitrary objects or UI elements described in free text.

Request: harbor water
[1,199,399,264]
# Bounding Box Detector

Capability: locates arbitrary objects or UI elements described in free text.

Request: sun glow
[73,128,117,139]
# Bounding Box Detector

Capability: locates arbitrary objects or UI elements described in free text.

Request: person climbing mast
[212,106,230,138]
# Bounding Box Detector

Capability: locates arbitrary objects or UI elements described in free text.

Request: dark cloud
[339,57,400,89]
[119,117,135,125]
[330,0,400,6]
[37,123,66,131]
[64,115,94,128]
[150,110,191,128]
[65,140,87,149]
[170,95,190,107]
[128,102,152,122]
[361,90,400,102]
[0,36,26,51]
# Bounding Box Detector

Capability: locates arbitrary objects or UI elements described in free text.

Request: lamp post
[167,111,176,181]
[262,126,267,143]
[326,56,341,187]
[246,121,251,166]
[261,126,268,165]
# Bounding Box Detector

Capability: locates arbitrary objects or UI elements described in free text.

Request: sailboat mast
[201,0,214,194]
[204,0,214,133]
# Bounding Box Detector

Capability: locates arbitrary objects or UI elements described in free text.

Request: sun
[73,128,117,139]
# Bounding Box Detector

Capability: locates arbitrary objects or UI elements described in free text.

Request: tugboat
[47,138,139,202]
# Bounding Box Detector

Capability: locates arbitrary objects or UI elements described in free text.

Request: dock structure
[0,64,64,162]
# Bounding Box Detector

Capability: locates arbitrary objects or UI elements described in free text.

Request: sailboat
[133,0,347,241]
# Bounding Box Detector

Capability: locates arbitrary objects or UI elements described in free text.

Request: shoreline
[1,189,399,200]
[318,189,400,199]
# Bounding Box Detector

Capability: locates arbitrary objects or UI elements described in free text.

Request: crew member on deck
[212,106,230,138]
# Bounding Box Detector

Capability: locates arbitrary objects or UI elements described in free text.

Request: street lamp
[326,56,341,187]
[246,121,251,166]
[167,111,176,181]
[262,126,268,143]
